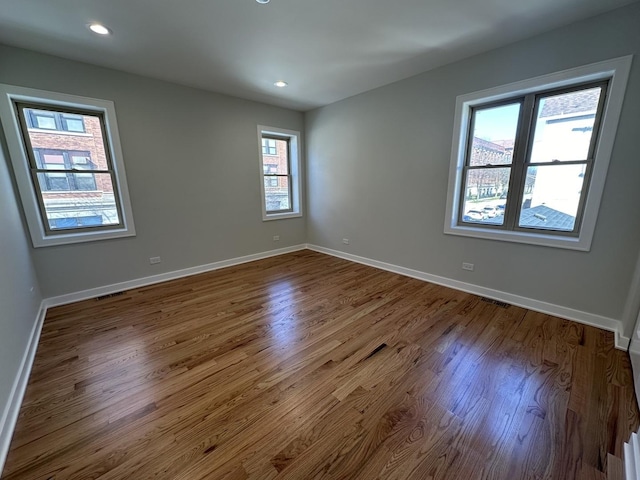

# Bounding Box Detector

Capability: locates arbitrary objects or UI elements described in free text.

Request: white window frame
[257,125,302,221]
[0,84,136,247]
[444,56,632,251]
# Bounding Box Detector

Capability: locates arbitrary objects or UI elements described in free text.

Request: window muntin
[15,102,124,235]
[458,81,607,237]
[261,135,292,214]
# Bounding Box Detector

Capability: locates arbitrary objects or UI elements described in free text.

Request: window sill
[444,224,591,251]
[33,226,136,248]
[262,211,302,222]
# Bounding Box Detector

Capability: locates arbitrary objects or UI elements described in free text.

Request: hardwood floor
[3,250,639,479]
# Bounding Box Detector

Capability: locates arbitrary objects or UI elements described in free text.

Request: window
[35,149,97,191]
[258,126,302,221]
[262,138,277,156]
[444,57,632,250]
[25,108,86,133]
[0,85,136,247]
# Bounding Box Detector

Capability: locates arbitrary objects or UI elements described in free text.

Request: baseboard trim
[307,244,626,350]
[0,302,46,475]
[45,244,307,308]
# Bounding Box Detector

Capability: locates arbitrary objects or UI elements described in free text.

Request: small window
[258,126,302,221]
[25,109,86,133]
[0,85,136,247]
[61,113,86,133]
[262,138,277,156]
[444,57,632,251]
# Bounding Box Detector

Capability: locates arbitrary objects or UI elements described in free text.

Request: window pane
[23,108,109,172]
[63,115,85,132]
[36,173,120,230]
[33,112,56,130]
[518,164,587,232]
[530,87,602,163]
[461,167,510,225]
[262,138,277,156]
[42,153,66,170]
[261,138,288,174]
[73,173,97,190]
[264,176,290,212]
[41,172,70,191]
[468,103,520,166]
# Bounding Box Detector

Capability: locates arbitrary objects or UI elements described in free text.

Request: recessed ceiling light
[274,81,288,88]
[256,0,270,3]
[88,23,112,35]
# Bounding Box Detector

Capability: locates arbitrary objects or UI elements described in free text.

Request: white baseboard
[619,335,632,351]
[307,244,627,350]
[45,244,307,308]
[0,302,46,475]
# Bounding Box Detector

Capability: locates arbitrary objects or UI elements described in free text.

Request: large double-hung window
[0,85,135,247]
[444,57,632,250]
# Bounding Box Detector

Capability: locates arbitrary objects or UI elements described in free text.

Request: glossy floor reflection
[3,250,638,479]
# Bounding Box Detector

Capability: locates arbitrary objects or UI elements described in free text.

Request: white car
[464,210,484,221]
[482,206,498,218]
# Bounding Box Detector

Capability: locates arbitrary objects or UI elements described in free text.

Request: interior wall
[0,138,42,439]
[305,3,640,333]
[0,45,306,298]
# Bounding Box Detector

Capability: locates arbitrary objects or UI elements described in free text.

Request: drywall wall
[0,139,42,452]
[305,3,640,335]
[0,45,305,298]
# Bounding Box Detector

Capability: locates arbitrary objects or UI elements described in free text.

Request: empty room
[1,0,640,478]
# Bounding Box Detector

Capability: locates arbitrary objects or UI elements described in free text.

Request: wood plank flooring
[3,250,639,479]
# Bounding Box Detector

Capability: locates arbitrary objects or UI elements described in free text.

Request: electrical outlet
[342,238,350,245]
[462,262,474,271]
[149,256,162,265]
[273,235,280,241]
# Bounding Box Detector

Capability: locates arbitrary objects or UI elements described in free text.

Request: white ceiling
[0,0,636,111]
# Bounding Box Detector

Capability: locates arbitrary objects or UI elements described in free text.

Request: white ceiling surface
[0,0,636,111]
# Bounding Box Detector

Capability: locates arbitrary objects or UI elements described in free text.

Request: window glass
[461,168,510,226]
[34,172,118,230]
[262,138,277,155]
[17,105,122,233]
[468,103,519,166]
[530,87,602,163]
[62,114,85,132]
[264,176,291,212]
[261,137,291,213]
[518,164,587,232]
[33,111,56,129]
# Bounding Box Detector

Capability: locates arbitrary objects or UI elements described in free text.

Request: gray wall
[0,45,305,298]
[0,140,42,435]
[305,3,640,335]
